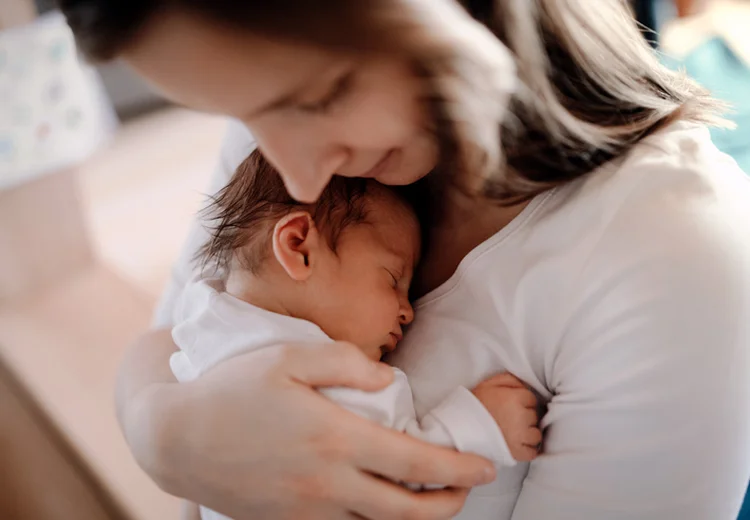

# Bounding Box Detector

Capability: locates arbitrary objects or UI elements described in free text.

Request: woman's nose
[250,121,352,201]
[281,147,350,202]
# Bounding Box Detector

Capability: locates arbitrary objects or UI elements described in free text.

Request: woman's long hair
[62,0,726,204]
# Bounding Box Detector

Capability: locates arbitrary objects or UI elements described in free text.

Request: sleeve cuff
[429,386,516,467]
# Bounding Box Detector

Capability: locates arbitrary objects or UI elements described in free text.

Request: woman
[60,0,750,519]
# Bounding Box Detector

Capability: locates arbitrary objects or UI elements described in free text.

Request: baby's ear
[272,211,319,281]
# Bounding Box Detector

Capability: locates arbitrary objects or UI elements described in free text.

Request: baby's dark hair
[197,149,372,274]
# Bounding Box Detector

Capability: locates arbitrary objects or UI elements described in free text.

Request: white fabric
[152,119,254,329]
[157,120,750,519]
[170,278,516,520]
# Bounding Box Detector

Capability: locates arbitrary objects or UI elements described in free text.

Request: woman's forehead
[122,10,343,118]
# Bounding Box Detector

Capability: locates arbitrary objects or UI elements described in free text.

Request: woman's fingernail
[480,466,496,484]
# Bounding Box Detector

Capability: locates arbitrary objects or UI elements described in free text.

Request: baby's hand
[472,373,541,462]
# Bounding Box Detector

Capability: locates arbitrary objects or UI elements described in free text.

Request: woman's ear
[272,211,319,281]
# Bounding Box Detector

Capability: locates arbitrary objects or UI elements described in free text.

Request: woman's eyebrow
[247,61,352,119]
[247,63,341,118]
[248,88,302,118]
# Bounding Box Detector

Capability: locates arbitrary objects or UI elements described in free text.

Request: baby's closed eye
[385,268,400,288]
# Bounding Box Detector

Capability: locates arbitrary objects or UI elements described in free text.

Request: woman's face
[124,11,439,202]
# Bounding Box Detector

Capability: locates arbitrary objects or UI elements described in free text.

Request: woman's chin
[376,161,433,186]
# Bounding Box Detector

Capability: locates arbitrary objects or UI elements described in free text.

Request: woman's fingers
[277,341,395,391]
[354,423,495,488]
[343,471,470,520]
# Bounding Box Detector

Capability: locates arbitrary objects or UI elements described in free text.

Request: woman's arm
[114,328,180,485]
[512,162,750,519]
[116,333,496,519]
[116,121,495,519]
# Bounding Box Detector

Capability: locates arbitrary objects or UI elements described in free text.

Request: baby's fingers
[479,373,526,389]
[520,408,538,427]
[513,444,540,462]
[523,427,543,449]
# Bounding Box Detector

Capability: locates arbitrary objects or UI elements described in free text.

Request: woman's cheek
[339,94,417,149]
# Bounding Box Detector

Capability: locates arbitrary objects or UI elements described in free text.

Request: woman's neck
[412,189,531,298]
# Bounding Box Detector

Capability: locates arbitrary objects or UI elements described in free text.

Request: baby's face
[309,189,421,360]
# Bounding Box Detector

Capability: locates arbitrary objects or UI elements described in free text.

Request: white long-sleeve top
[157,120,750,519]
[170,278,517,519]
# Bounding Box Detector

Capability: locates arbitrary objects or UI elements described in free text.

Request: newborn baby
[171,149,540,520]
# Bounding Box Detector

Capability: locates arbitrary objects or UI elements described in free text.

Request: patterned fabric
[0,11,116,190]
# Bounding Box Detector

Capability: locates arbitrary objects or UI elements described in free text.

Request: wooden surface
[0,162,182,519]
[0,360,126,520]
[0,266,182,520]
[0,107,225,520]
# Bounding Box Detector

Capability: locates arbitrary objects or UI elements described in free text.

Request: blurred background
[0,0,747,519]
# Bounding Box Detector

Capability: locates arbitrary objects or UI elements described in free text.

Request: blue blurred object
[662,38,750,174]
[632,0,677,47]
[637,0,750,175]
[634,5,750,517]
[740,482,750,520]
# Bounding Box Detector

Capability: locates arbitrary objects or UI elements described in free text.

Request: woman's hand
[117,330,496,520]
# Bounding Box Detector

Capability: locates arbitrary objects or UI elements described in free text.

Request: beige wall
[0,0,36,29]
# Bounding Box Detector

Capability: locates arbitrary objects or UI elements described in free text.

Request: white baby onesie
[170,277,516,520]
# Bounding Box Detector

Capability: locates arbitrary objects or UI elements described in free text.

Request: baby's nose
[399,301,415,325]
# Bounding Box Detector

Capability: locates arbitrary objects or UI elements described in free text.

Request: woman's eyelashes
[298,71,354,114]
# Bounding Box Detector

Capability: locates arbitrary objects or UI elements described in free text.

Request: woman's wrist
[121,379,187,494]
[115,329,187,494]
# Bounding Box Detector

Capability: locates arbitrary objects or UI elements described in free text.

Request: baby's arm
[322,368,540,467]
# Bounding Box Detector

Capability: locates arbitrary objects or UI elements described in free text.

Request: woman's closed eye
[297,71,354,114]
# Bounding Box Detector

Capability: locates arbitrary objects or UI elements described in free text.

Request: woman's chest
[390,275,555,417]
[389,273,549,518]
[412,200,530,299]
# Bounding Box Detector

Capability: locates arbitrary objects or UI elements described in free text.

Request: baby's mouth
[380,332,402,356]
